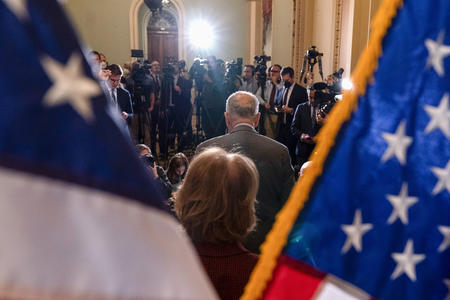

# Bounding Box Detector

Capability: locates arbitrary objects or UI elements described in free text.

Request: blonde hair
[175,147,258,243]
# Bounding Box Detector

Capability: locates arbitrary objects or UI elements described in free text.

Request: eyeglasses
[271,70,280,73]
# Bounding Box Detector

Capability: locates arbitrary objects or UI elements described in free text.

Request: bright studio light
[341,78,353,90]
[189,20,214,49]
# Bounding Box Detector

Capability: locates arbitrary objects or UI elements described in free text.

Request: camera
[177,60,187,73]
[254,55,271,85]
[128,60,152,112]
[225,58,243,80]
[189,58,208,91]
[162,56,177,79]
[223,58,243,94]
[140,153,155,168]
[131,60,150,86]
[327,68,345,96]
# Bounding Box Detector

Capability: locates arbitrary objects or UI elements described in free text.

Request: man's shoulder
[197,131,289,155]
[118,86,131,96]
[294,83,307,93]
[196,135,228,152]
[255,135,291,156]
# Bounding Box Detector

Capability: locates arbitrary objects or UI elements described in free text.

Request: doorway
[147,10,178,63]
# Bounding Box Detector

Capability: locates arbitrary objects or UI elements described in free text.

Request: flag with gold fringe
[241,0,450,299]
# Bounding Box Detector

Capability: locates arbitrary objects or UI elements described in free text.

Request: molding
[129,0,186,60]
[291,0,306,81]
[333,0,343,71]
[142,11,151,60]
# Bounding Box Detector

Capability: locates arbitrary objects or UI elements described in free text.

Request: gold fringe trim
[240,0,404,299]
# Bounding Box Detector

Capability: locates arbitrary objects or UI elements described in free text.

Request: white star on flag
[391,239,425,282]
[424,93,450,138]
[438,226,450,252]
[341,210,373,254]
[41,52,101,122]
[386,183,418,225]
[381,120,413,165]
[2,0,28,20]
[425,31,450,77]
[431,160,450,195]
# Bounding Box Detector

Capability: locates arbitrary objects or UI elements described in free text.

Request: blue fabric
[0,0,164,209]
[285,0,450,299]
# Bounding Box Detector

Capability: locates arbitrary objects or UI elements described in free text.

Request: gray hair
[226,91,259,120]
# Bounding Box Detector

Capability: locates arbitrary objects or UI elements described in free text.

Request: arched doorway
[147,9,178,63]
[129,0,185,61]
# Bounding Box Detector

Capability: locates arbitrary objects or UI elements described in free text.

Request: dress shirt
[255,80,283,105]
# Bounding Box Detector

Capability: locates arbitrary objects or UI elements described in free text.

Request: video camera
[161,56,177,79]
[131,60,151,87]
[223,58,243,95]
[327,68,344,96]
[254,55,271,85]
[224,58,243,80]
[189,58,209,91]
[311,82,338,119]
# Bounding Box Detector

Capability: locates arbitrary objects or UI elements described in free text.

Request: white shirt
[255,80,283,105]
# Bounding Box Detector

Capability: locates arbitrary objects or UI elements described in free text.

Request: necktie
[283,88,289,124]
[283,88,289,105]
[311,104,316,127]
[152,75,160,94]
[111,88,117,106]
[269,85,276,107]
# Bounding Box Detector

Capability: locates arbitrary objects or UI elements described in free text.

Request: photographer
[255,64,283,139]
[148,61,161,154]
[199,56,227,139]
[170,61,193,152]
[126,61,155,144]
[136,144,172,201]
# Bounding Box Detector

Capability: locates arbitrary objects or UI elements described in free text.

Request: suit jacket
[291,101,320,160]
[195,242,258,300]
[278,83,308,126]
[196,125,295,253]
[116,86,133,121]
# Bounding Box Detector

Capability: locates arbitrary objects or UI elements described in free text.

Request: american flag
[250,0,450,299]
[0,0,216,299]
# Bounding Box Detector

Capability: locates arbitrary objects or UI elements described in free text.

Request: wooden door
[147,10,178,63]
[147,31,178,63]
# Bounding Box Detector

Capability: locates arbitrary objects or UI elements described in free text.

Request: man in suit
[149,61,161,155]
[276,66,308,166]
[196,91,295,254]
[105,64,134,131]
[171,62,193,152]
[291,87,324,168]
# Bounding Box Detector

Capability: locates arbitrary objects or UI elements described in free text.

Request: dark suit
[149,73,161,154]
[116,86,133,125]
[291,101,320,167]
[276,83,308,165]
[197,125,295,253]
[171,74,193,151]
